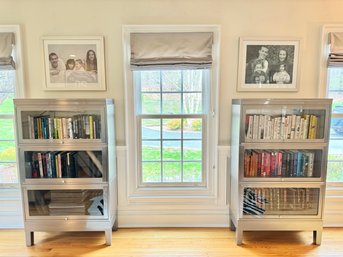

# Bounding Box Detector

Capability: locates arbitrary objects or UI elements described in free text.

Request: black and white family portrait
[245,44,295,85]
[48,44,98,84]
[43,36,106,91]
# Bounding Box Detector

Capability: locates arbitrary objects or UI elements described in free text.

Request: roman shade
[328,32,343,67]
[130,32,213,69]
[0,32,15,70]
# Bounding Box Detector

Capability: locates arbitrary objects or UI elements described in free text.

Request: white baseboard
[118,210,230,227]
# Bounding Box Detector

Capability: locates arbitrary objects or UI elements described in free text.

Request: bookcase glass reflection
[244,106,326,141]
[243,149,322,178]
[14,99,117,246]
[23,150,103,179]
[27,189,104,217]
[21,111,101,140]
[243,187,320,216]
[230,98,331,245]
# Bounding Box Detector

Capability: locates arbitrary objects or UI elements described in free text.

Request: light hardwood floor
[0,228,343,257]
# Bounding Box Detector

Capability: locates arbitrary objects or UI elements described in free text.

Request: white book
[295,115,301,139]
[290,114,296,139]
[252,115,259,140]
[263,115,269,139]
[280,116,285,140]
[246,115,253,139]
[258,115,264,139]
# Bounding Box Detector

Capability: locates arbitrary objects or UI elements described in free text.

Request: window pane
[141,71,160,92]
[0,141,16,162]
[183,162,202,182]
[162,93,181,114]
[162,119,181,139]
[142,93,161,114]
[142,142,161,161]
[327,161,343,182]
[0,119,15,140]
[142,119,160,140]
[183,118,202,139]
[162,141,181,161]
[183,70,202,92]
[142,162,161,182]
[0,70,16,92]
[0,163,17,184]
[183,141,202,161]
[330,117,343,141]
[183,93,202,114]
[163,162,181,182]
[328,68,343,91]
[327,67,343,182]
[0,93,15,114]
[162,71,181,91]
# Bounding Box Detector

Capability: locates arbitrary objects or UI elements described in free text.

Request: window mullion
[160,117,163,182]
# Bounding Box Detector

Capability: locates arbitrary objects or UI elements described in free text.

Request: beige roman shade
[328,32,343,67]
[0,32,15,70]
[130,32,213,69]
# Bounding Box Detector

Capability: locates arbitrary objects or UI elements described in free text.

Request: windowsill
[327,182,343,188]
[0,184,20,189]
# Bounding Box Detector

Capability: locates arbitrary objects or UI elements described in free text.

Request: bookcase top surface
[232,98,332,105]
[13,98,114,106]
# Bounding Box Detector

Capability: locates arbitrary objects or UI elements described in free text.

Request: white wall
[1,0,343,227]
[1,0,342,144]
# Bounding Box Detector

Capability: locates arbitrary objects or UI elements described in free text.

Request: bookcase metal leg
[230,219,236,231]
[25,231,34,246]
[105,229,112,246]
[313,229,322,245]
[236,228,243,245]
[112,218,118,231]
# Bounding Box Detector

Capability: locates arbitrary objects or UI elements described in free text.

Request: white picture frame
[42,36,106,91]
[237,37,301,92]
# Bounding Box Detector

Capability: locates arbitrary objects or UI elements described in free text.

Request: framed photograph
[237,37,301,92]
[42,36,106,91]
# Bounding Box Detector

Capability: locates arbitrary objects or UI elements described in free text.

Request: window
[124,26,219,195]
[0,70,17,184]
[322,29,343,183]
[135,69,209,185]
[0,26,23,186]
[327,68,343,182]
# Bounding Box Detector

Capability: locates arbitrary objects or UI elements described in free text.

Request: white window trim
[318,24,343,189]
[0,25,25,98]
[122,25,220,202]
[0,25,25,189]
[135,70,209,187]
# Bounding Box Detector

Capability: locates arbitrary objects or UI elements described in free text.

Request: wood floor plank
[0,228,342,257]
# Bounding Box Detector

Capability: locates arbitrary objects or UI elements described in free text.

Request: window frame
[134,69,209,187]
[0,25,24,189]
[319,24,343,188]
[123,25,220,201]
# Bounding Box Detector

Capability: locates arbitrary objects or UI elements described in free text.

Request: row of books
[29,190,103,216]
[29,151,103,179]
[245,114,318,140]
[244,150,315,177]
[27,114,101,140]
[244,187,315,214]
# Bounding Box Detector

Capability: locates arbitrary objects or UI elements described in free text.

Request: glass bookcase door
[241,186,321,218]
[17,109,104,142]
[24,188,106,218]
[243,105,328,142]
[21,150,104,180]
[242,148,324,179]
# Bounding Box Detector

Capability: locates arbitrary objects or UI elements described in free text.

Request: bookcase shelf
[14,98,117,246]
[230,98,332,245]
